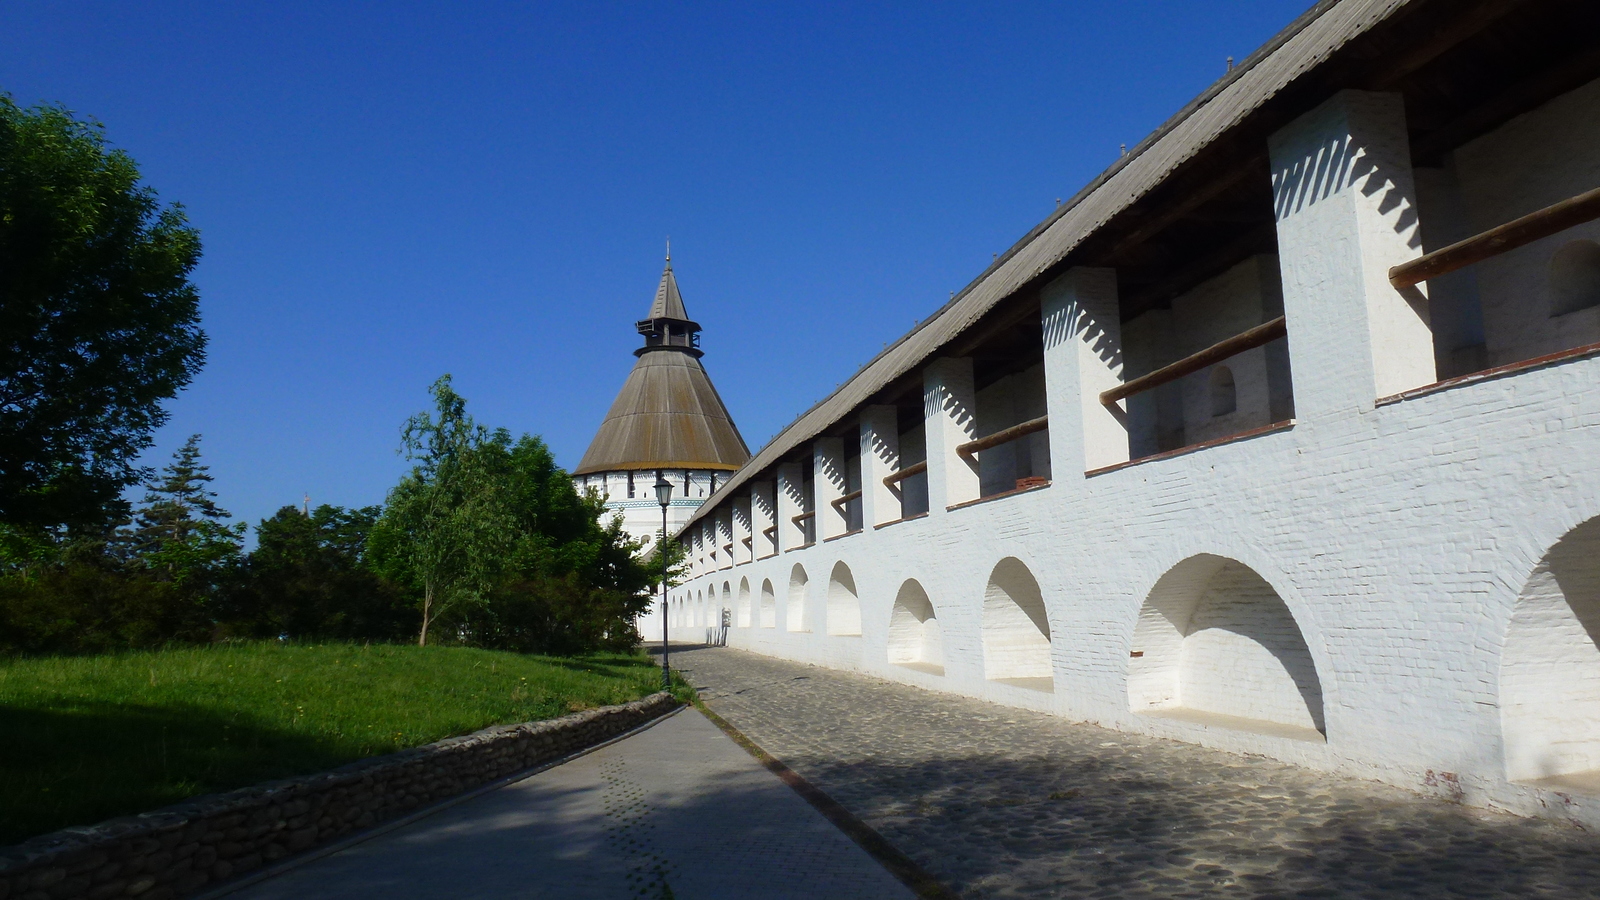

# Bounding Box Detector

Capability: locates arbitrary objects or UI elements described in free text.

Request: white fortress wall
[666,74,1600,823]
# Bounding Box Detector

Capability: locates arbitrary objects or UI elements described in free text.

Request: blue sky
[2,1,1308,531]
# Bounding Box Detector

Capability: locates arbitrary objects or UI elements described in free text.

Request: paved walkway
[222,706,914,900]
[674,645,1600,899]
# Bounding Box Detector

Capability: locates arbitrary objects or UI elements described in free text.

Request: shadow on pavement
[676,648,1600,900]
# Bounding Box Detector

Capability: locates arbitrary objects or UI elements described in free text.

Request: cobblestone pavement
[672,645,1600,900]
[223,707,912,900]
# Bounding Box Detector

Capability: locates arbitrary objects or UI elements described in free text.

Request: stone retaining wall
[0,691,680,900]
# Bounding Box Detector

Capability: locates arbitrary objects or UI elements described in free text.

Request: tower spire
[637,257,698,356]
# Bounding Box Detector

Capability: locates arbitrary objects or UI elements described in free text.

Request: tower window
[628,471,635,498]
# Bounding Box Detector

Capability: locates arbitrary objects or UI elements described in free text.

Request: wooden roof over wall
[682,0,1600,532]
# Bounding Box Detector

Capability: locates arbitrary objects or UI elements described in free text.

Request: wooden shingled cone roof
[573,260,750,476]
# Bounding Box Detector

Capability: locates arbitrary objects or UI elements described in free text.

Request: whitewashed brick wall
[670,76,1600,827]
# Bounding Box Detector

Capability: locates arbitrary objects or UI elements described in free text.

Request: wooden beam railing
[1101,316,1287,407]
[882,460,927,489]
[829,489,864,515]
[1389,185,1600,289]
[762,525,778,539]
[791,511,815,524]
[956,415,1049,461]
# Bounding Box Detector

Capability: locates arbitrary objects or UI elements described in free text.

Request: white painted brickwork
[664,77,1600,826]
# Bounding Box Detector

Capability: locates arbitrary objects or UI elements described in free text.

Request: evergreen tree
[225,504,409,641]
[132,434,244,588]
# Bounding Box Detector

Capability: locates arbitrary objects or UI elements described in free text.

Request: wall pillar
[859,405,901,527]
[813,437,847,539]
[777,462,806,550]
[1042,267,1127,474]
[1269,89,1435,415]
[923,357,979,510]
[751,480,777,558]
[701,520,716,572]
[732,494,752,565]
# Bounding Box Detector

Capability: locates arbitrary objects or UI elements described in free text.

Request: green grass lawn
[0,641,672,846]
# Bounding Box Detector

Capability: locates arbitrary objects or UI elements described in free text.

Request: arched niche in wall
[1128,554,1324,741]
[887,579,943,674]
[981,557,1053,691]
[827,562,863,636]
[760,578,777,629]
[719,582,732,631]
[786,564,810,632]
[737,578,751,628]
[1550,239,1600,317]
[1501,516,1600,787]
[1210,365,1237,417]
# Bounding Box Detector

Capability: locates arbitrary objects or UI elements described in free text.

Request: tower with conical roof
[573,253,750,555]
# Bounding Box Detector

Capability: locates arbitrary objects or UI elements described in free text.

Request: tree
[224,504,409,641]
[131,435,244,591]
[369,376,660,652]
[0,95,205,534]
[466,437,656,654]
[644,526,688,593]
[368,376,513,646]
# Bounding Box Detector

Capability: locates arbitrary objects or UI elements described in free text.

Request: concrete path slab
[220,707,915,900]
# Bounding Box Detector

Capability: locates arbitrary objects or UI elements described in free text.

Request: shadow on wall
[981,558,1053,691]
[827,563,862,637]
[1501,515,1600,787]
[787,565,809,633]
[1128,554,1324,740]
[887,579,943,675]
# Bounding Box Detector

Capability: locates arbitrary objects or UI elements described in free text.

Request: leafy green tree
[131,435,244,591]
[466,438,655,654]
[225,504,409,641]
[368,376,513,646]
[0,548,204,655]
[0,516,208,656]
[370,376,659,652]
[0,96,205,534]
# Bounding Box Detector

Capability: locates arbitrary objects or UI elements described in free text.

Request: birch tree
[370,376,512,646]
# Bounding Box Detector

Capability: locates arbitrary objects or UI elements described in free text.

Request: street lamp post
[654,474,673,691]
